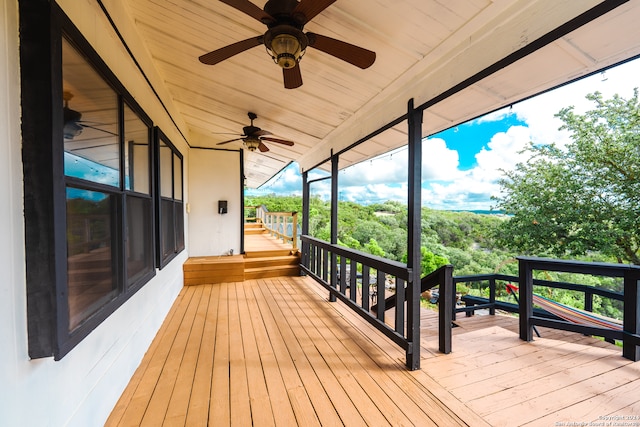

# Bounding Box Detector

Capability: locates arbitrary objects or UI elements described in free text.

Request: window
[156,129,184,268]
[62,35,156,336]
[22,5,158,359]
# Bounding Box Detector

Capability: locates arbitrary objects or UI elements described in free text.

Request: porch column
[301,170,310,271]
[623,268,640,361]
[406,99,422,370]
[240,149,245,254]
[330,152,338,302]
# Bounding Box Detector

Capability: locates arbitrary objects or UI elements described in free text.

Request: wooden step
[244,249,297,258]
[244,265,301,280]
[244,255,299,269]
[183,252,301,285]
[183,255,244,285]
[245,227,267,235]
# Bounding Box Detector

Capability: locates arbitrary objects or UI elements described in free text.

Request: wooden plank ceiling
[116,0,640,188]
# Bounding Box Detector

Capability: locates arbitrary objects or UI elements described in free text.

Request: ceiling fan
[63,91,117,140]
[199,0,376,89]
[216,112,295,152]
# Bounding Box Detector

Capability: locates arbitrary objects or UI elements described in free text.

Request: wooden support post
[330,153,338,302]
[519,258,534,341]
[489,277,496,315]
[406,98,422,370]
[623,269,640,361]
[301,171,309,273]
[438,265,453,354]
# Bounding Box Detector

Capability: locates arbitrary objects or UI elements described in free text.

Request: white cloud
[255,58,640,210]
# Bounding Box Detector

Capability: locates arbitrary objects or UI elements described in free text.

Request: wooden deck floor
[106,276,640,426]
[244,231,295,253]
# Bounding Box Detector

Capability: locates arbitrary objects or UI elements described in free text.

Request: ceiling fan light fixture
[270,33,302,69]
[244,136,261,151]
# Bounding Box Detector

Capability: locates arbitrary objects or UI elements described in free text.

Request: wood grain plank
[139,286,205,426]
[210,282,231,425]
[243,281,300,427]
[185,284,220,426]
[235,282,276,427]
[248,281,322,426]
[285,277,437,427]
[227,283,253,426]
[163,285,212,425]
[105,289,191,426]
[256,279,348,426]
[108,288,197,427]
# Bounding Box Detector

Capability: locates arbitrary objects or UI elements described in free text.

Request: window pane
[66,187,118,331]
[161,199,176,258]
[126,196,153,286]
[160,141,173,198]
[124,104,150,194]
[63,38,120,187]
[176,202,185,251]
[173,153,182,201]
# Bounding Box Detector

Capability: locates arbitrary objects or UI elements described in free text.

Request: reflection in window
[173,154,182,201]
[63,38,119,187]
[157,130,184,267]
[125,104,150,194]
[126,196,153,286]
[159,140,173,198]
[66,188,118,331]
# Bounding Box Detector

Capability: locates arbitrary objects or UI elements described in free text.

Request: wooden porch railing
[245,205,299,250]
[454,257,640,361]
[300,235,454,369]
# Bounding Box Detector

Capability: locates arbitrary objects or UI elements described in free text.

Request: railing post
[489,277,496,315]
[518,258,534,341]
[585,290,593,312]
[623,269,640,361]
[438,265,453,354]
[292,213,298,250]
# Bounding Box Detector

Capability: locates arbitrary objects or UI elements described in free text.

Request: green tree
[494,89,640,264]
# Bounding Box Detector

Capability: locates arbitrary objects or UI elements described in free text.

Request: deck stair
[244,249,300,280]
[183,223,300,285]
[244,222,266,235]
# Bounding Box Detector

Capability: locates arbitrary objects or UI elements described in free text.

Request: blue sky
[247,58,640,210]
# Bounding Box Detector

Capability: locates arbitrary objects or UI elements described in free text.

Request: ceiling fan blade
[80,124,119,137]
[253,129,272,137]
[258,142,270,152]
[307,33,376,69]
[283,63,303,89]
[217,137,244,145]
[293,0,336,24]
[219,0,275,24]
[261,137,294,146]
[199,36,263,65]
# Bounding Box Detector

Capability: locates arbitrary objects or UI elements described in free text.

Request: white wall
[188,149,242,256]
[0,0,193,425]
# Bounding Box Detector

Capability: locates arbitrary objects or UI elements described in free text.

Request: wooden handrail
[300,235,451,370]
[246,205,299,250]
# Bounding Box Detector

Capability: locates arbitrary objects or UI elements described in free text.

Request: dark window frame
[154,127,185,269]
[21,2,157,359]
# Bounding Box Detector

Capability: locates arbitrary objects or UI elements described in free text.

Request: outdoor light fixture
[264,26,307,69]
[244,136,261,151]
